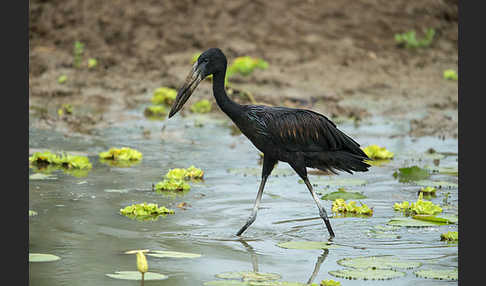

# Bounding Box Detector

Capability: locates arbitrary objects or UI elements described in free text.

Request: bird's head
[168,48,227,118]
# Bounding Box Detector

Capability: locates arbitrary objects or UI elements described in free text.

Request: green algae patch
[414,268,458,280]
[332,199,373,216]
[99,147,143,161]
[276,241,335,250]
[120,203,174,221]
[321,188,367,201]
[29,253,61,262]
[440,231,458,242]
[190,99,212,113]
[393,193,442,215]
[393,166,430,183]
[144,105,168,119]
[155,179,191,192]
[337,255,421,270]
[151,87,177,105]
[362,145,394,160]
[106,271,168,281]
[329,268,405,280]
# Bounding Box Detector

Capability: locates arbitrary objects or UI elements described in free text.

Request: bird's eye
[203,58,209,63]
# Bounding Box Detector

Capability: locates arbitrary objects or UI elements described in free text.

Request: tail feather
[306,151,371,175]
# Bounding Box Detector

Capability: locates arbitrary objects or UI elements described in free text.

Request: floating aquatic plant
[440,231,458,242]
[418,186,437,198]
[145,250,202,259]
[29,210,38,217]
[412,214,457,225]
[414,268,458,280]
[319,280,341,286]
[393,166,430,183]
[106,271,168,281]
[57,75,68,84]
[144,105,167,118]
[57,103,73,116]
[99,147,143,161]
[165,165,204,181]
[29,253,61,263]
[151,87,177,106]
[120,203,174,221]
[321,187,367,201]
[332,199,373,216]
[190,99,212,113]
[337,255,421,270]
[87,58,98,68]
[29,151,92,170]
[443,69,458,81]
[329,268,405,280]
[227,56,269,77]
[361,145,394,160]
[155,179,191,192]
[393,193,442,215]
[216,271,281,282]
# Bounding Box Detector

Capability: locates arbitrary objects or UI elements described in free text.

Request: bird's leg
[303,177,335,238]
[236,156,277,236]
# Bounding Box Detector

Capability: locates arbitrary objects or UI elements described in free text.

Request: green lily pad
[414,268,458,280]
[321,188,367,201]
[337,255,421,270]
[146,250,202,258]
[393,166,430,183]
[276,241,335,250]
[386,217,446,227]
[216,271,281,282]
[329,268,406,280]
[204,281,306,286]
[29,253,61,262]
[105,271,168,280]
[414,180,458,189]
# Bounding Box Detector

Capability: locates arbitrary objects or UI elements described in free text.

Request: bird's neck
[212,70,242,120]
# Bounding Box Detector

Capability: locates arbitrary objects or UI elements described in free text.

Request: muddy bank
[29,0,458,138]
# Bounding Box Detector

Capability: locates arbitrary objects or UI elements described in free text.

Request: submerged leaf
[329,268,405,280]
[29,253,61,262]
[321,188,367,201]
[106,271,168,281]
[276,241,335,250]
[393,166,430,183]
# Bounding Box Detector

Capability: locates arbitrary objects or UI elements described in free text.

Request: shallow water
[29,108,458,286]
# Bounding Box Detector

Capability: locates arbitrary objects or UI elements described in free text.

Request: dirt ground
[29,0,458,138]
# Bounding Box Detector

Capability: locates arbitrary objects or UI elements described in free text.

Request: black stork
[168,48,371,238]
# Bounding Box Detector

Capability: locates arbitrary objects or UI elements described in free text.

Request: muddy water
[29,108,458,286]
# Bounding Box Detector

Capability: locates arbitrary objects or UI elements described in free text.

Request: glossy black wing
[251,106,367,157]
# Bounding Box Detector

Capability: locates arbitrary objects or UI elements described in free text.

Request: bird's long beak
[168,62,203,118]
